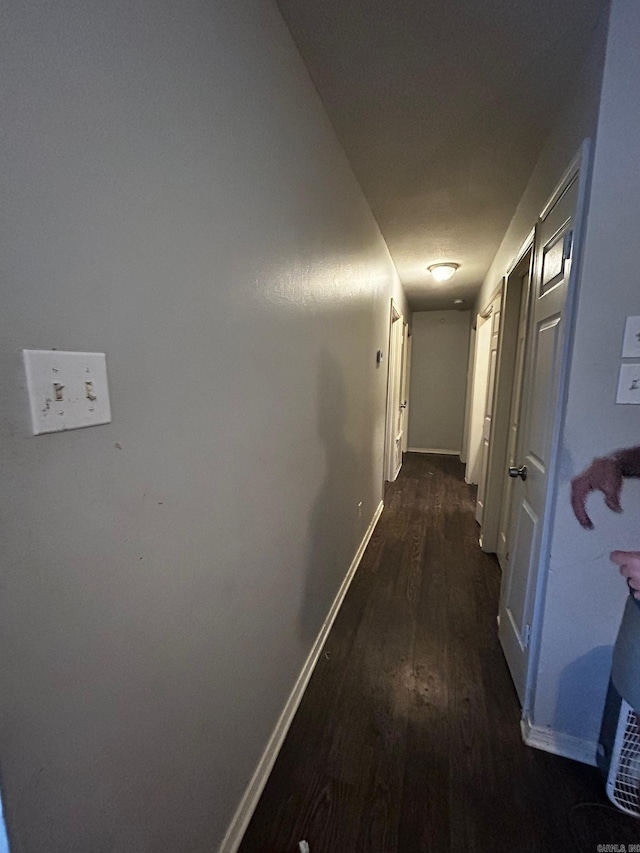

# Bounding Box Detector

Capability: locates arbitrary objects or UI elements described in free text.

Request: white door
[466,313,492,484]
[497,264,532,570]
[460,326,476,465]
[476,294,502,525]
[498,159,584,706]
[384,303,405,482]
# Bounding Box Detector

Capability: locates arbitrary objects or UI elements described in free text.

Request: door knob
[508,465,528,481]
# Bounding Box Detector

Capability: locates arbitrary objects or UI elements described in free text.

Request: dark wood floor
[238,453,638,853]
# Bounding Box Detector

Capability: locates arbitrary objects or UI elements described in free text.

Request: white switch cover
[23,349,112,434]
[621,316,640,358]
[616,362,640,404]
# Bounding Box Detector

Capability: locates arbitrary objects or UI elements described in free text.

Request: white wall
[407,311,470,454]
[475,10,607,315]
[0,1,407,850]
[533,0,640,746]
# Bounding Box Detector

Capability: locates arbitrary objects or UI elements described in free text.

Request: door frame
[475,291,503,526]
[461,323,476,466]
[401,324,412,453]
[479,233,535,553]
[504,141,592,716]
[383,300,404,483]
[465,287,500,485]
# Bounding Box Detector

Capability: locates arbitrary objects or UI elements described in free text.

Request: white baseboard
[407,447,461,456]
[521,717,597,767]
[218,500,385,853]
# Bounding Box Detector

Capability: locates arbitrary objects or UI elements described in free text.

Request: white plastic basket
[606,698,640,817]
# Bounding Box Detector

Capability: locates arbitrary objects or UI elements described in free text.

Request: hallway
[239,453,623,853]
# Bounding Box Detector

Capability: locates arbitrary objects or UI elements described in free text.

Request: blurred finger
[602,478,623,513]
[570,478,593,529]
[610,550,635,566]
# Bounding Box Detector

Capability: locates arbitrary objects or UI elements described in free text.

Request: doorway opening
[481,237,535,555]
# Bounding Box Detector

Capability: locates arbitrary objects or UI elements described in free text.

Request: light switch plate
[23,349,112,434]
[616,362,640,404]
[621,316,640,358]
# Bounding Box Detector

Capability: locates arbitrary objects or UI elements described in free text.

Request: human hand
[570,456,623,529]
[610,551,640,600]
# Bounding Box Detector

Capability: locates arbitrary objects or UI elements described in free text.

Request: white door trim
[401,324,411,454]
[507,227,537,278]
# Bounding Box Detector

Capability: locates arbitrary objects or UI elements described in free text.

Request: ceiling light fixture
[428,263,459,283]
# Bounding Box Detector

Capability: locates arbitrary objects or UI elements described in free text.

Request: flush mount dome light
[428,263,459,283]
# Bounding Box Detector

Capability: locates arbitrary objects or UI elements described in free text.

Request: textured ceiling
[276,0,605,311]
